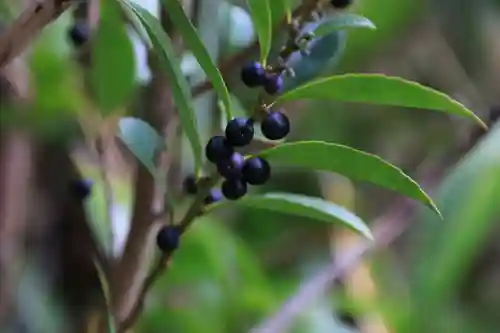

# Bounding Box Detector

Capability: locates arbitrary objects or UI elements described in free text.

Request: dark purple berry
[264,74,284,95]
[72,178,93,200]
[221,179,247,200]
[242,157,271,185]
[241,61,266,87]
[156,225,181,252]
[261,111,290,140]
[183,175,198,194]
[204,188,223,205]
[225,117,255,147]
[330,0,352,9]
[205,136,234,163]
[68,22,89,47]
[216,152,245,179]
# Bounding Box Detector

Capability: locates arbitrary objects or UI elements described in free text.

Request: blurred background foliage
[1,0,500,332]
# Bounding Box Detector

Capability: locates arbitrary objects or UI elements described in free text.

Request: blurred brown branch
[0,0,72,68]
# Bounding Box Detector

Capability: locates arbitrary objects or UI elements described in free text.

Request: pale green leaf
[313,13,376,37]
[246,0,272,63]
[259,141,440,216]
[210,192,373,239]
[274,74,486,128]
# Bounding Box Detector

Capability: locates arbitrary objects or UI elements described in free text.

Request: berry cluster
[241,61,284,95]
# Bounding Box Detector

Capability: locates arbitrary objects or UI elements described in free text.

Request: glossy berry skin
[205,136,234,163]
[261,111,290,140]
[72,179,93,200]
[204,188,223,205]
[225,117,255,147]
[183,175,198,194]
[156,226,181,252]
[264,74,284,95]
[330,0,352,8]
[221,179,247,200]
[217,152,245,179]
[241,61,266,87]
[242,157,271,185]
[68,22,89,47]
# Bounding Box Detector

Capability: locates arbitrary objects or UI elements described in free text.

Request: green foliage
[117,117,164,175]
[312,13,376,37]
[120,0,203,173]
[91,0,136,113]
[246,0,272,63]
[259,141,439,215]
[275,74,486,128]
[209,192,373,239]
[162,0,232,118]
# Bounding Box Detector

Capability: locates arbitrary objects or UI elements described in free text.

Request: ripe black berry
[261,110,290,140]
[241,61,266,87]
[216,152,245,179]
[242,157,271,185]
[221,179,247,200]
[205,136,234,163]
[183,175,198,194]
[264,74,284,95]
[330,0,352,9]
[72,178,93,200]
[68,22,89,47]
[225,117,255,147]
[204,188,223,205]
[156,225,180,252]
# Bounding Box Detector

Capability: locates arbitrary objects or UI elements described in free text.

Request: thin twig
[0,0,72,68]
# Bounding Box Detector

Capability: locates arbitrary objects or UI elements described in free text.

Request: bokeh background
[1,0,500,332]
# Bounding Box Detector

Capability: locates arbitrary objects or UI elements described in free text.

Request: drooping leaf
[91,0,136,113]
[210,192,372,239]
[270,0,290,24]
[283,22,347,92]
[275,74,486,128]
[161,0,232,119]
[246,0,272,63]
[313,13,376,37]
[119,0,203,173]
[117,117,163,176]
[259,141,440,215]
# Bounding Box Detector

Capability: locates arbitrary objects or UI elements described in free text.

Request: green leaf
[91,0,136,113]
[120,0,203,173]
[246,0,272,63]
[274,74,486,128]
[210,192,372,239]
[161,0,232,118]
[117,117,163,176]
[259,141,440,215]
[270,0,290,24]
[313,13,376,37]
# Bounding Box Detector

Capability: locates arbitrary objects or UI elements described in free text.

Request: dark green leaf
[120,0,203,173]
[161,0,232,118]
[117,117,163,176]
[283,23,347,92]
[313,13,376,37]
[270,0,290,24]
[259,141,440,215]
[91,0,136,113]
[246,0,272,63]
[210,192,372,239]
[275,74,486,128]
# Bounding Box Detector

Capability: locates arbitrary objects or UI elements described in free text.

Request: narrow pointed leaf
[274,74,486,128]
[246,0,272,63]
[91,0,136,113]
[259,141,440,216]
[161,0,232,118]
[120,0,203,172]
[313,14,376,37]
[210,193,373,239]
[270,0,290,24]
[117,117,163,176]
